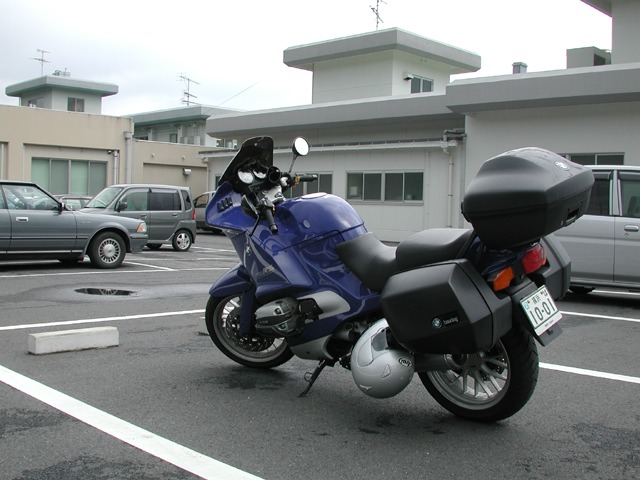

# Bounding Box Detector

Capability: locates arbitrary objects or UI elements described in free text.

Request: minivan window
[150,190,181,211]
[181,190,192,210]
[619,171,640,218]
[585,171,612,216]
[87,187,122,208]
[121,191,148,211]
[194,194,209,208]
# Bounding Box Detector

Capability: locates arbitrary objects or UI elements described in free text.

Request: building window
[67,97,85,112]
[284,174,332,198]
[347,171,423,202]
[564,153,624,165]
[410,76,433,94]
[27,97,44,108]
[31,158,106,195]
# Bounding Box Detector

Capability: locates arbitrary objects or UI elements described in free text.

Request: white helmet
[351,319,415,399]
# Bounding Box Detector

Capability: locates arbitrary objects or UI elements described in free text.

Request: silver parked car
[0,181,148,268]
[83,184,197,251]
[555,165,640,293]
[54,194,92,210]
[194,190,218,232]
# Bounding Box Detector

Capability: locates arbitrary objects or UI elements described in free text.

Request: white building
[202,0,640,242]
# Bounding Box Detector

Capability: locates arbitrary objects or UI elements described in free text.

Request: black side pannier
[462,148,594,249]
[381,259,512,354]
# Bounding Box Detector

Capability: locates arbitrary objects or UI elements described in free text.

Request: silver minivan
[83,184,197,251]
[555,165,640,293]
[194,190,217,232]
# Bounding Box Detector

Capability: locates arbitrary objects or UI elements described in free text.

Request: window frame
[346,171,424,203]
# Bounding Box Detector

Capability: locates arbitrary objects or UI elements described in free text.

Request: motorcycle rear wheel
[205,294,294,369]
[419,325,539,422]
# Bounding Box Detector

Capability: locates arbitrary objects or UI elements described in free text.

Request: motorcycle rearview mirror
[288,137,310,173]
[293,137,309,157]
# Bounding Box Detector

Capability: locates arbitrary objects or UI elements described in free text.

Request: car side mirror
[116,201,127,212]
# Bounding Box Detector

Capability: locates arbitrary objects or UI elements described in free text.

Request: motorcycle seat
[336,232,398,292]
[396,228,474,270]
[337,229,474,292]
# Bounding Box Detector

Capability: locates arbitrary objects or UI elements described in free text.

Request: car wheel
[89,232,126,269]
[172,230,192,252]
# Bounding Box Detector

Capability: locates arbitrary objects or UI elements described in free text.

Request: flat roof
[129,105,242,125]
[5,75,118,97]
[206,93,461,138]
[205,63,640,138]
[446,62,640,112]
[580,0,612,15]
[284,27,481,75]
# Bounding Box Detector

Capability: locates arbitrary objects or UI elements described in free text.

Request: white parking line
[540,363,640,384]
[0,310,205,331]
[0,267,229,279]
[561,310,640,324]
[0,365,263,480]
[125,261,175,270]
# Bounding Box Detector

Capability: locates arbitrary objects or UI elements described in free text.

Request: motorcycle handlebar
[294,174,318,183]
[263,206,279,234]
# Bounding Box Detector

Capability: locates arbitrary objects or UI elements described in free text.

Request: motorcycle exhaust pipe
[413,353,467,372]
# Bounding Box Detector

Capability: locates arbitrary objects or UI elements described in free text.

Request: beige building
[1,73,213,197]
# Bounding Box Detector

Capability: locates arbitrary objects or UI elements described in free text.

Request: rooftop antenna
[178,74,200,106]
[31,49,50,76]
[370,0,386,30]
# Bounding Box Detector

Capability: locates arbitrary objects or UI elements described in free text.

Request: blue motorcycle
[204,136,593,422]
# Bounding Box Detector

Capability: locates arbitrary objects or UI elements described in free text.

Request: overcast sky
[0,0,611,117]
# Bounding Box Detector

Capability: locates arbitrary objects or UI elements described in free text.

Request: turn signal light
[491,243,547,292]
[492,267,515,291]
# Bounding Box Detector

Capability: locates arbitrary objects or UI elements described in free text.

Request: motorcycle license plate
[520,285,562,336]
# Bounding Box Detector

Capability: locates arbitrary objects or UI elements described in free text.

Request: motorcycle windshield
[218,136,274,187]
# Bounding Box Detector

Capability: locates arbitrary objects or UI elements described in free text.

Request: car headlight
[137,222,148,233]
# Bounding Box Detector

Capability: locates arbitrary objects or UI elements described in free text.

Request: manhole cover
[75,288,137,296]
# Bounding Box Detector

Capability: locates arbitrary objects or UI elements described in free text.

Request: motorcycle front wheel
[419,325,539,422]
[205,294,294,369]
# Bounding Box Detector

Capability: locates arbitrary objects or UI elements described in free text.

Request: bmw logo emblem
[432,318,443,329]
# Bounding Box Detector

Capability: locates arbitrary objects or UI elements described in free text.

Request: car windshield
[86,187,122,208]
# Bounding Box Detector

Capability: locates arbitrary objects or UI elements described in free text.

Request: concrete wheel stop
[28,326,119,355]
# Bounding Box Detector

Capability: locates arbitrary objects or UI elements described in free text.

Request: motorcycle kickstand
[299,359,334,397]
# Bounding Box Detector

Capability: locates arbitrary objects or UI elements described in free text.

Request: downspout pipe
[112,150,120,184]
[124,131,133,183]
[441,129,466,228]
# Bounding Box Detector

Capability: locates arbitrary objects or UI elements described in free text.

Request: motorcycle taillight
[491,243,546,292]
[521,243,546,274]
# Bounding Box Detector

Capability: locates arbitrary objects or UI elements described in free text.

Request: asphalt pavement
[1,232,639,480]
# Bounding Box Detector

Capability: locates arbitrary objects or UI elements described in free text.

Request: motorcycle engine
[255,297,304,337]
